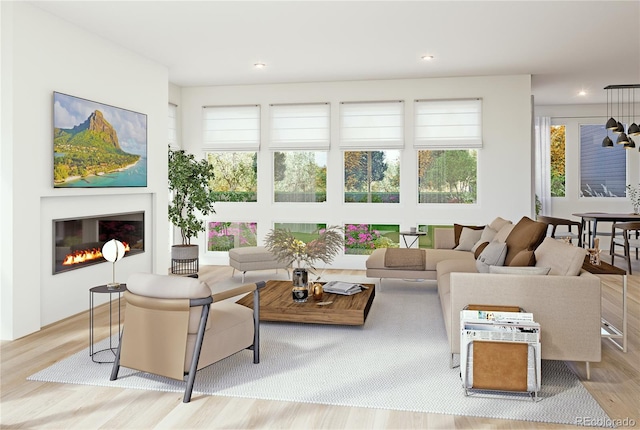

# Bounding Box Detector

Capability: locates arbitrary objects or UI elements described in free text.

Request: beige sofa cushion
[453,224,484,248]
[424,249,474,271]
[494,223,515,243]
[455,227,484,251]
[535,237,587,276]
[489,217,512,231]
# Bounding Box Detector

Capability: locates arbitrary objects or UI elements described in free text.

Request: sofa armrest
[447,271,601,362]
[434,228,455,249]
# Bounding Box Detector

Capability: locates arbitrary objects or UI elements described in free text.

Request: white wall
[1,2,170,340]
[536,103,640,244]
[180,75,533,269]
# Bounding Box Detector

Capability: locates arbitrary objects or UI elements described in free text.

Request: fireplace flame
[62,242,130,266]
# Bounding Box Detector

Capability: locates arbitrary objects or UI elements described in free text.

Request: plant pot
[171,244,199,275]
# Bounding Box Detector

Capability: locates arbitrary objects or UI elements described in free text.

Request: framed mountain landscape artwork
[53,92,147,188]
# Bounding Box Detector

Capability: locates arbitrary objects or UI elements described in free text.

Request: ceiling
[29,0,640,105]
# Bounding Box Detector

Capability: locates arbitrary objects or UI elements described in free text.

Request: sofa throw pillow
[534,237,587,276]
[494,223,515,243]
[503,216,549,266]
[508,249,536,266]
[489,266,551,275]
[471,226,498,253]
[475,241,508,273]
[488,217,512,232]
[455,227,484,251]
[454,224,484,248]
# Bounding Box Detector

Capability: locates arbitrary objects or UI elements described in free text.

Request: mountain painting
[53,92,147,188]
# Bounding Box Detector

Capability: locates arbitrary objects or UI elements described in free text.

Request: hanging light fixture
[624,137,635,149]
[629,88,640,136]
[604,84,640,142]
[603,89,614,147]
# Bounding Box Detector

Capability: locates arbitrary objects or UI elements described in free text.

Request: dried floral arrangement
[264,225,343,270]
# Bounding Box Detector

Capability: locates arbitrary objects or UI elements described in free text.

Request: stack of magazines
[323,281,365,295]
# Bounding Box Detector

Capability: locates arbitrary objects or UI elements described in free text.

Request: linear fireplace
[53,211,145,274]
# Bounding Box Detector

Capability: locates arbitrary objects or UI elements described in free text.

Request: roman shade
[269,103,330,150]
[203,105,260,151]
[340,100,404,149]
[414,99,482,149]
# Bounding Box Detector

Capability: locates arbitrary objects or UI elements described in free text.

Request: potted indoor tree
[168,147,217,274]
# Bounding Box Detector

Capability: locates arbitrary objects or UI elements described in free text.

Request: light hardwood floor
[1,262,638,430]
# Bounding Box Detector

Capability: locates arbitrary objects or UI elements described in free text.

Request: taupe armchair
[110,273,264,402]
[610,221,640,274]
[537,215,583,247]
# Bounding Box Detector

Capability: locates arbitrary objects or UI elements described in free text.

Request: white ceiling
[29,0,640,105]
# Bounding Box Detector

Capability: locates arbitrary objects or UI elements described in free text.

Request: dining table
[572,212,640,248]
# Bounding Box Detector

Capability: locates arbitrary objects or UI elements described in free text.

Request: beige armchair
[110,273,264,402]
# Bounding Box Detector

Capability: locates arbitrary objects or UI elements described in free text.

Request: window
[207,152,257,202]
[550,125,566,197]
[207,221,257,251]
[274,151,327,202]
[414,99,482,149]
[580,124,626,197]
[202,105,260,151]
[274,223,327,243]
[344,150,400,203]
[344,223,399,255]
[418,150,477,203]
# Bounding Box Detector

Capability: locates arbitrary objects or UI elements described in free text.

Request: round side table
[89,284,127,363]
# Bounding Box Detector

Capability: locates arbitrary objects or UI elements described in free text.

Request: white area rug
[29,273,612,427]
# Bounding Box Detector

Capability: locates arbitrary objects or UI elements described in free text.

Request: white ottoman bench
[229,246,290,282]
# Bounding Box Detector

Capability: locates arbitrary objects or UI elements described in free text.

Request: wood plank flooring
[1,264,638,429]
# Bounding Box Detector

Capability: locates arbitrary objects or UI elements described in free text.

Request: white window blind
[168,103,179,149]
[203,105,260,151]
[414,99,482,149]
[269,103,330,150]
[340,101,404,149]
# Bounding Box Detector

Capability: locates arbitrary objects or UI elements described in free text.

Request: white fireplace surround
[40,194,154,327]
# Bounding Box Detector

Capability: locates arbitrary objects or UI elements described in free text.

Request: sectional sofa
[366,216,602,378]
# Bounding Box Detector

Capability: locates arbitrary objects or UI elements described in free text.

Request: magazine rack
[460,306,541,401]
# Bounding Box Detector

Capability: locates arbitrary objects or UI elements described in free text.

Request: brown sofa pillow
[454,224,484,247]
[504,216,548,266]
[508,249,536,266]
[474,241,489,259]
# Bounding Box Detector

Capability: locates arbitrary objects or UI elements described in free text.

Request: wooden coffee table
[236,279,375,325]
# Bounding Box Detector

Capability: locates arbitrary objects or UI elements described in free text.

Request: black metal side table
[89,284,127,363]
[399,231,427,248]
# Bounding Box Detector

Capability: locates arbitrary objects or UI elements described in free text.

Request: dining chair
[536,215,583,247]
[110,273,265,402]
[610,221,640,274]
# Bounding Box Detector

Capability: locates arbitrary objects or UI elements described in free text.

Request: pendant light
[604,85,640,139]
[603,89,614,147]
[606,87,618,129]
[629,88,640,136]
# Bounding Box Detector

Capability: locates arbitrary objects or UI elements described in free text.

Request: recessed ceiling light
[254,62,266,69]
[421,55,434,61]
[578,90,587,96]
